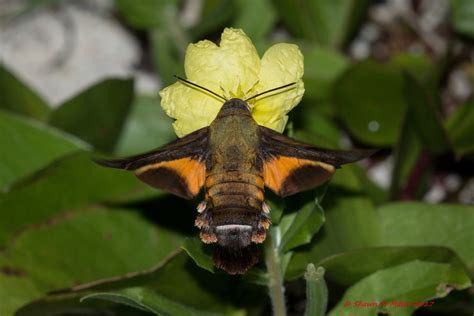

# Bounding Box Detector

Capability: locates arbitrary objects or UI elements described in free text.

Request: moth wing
[259,126,376,197]
[94,127,209,199]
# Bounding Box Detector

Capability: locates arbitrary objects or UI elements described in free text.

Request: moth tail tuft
[213,244,260,275]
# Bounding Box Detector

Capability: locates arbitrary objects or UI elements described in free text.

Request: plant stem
[304,264,328,316]
[264,227,287,316]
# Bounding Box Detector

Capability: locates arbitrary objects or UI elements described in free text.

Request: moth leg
[200,227,218,244]
[251,202,272,243]
[196,200,206,213]
[195,201,218,243]
[194,202,209,228]
[262,201,271,214]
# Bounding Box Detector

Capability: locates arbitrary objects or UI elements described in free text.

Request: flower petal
[160,82,222,137]
[184,28,260,98]
[252,43,304,129]
[264,116,289,133]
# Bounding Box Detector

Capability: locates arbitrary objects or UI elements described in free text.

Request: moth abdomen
[198,172,268,274]
[213,244,261,275]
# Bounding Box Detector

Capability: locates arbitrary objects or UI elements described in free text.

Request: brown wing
[258,126,376,197]
[94,127,209,199]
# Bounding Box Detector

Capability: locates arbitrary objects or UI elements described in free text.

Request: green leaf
[379,202,474,273]
[77,252,243,315]
[304,264,328,316]
[334,60,406,146]
[303,46,349,101]
[273,0,368,47]
[150,28,186,86]
[329,260,471,316]
[389,108,424,199]
[0,276,41,316]
[182,237,216,273]
[390,53,436,89]
[190,0,237,40]
[0,207,184,316]
[82,288,226,316]
[0,66,50,120]
[403,73,450,154]
[279,191,326,253]
[115,0,178,29]
[233,0,276,49]
[115,95,176,156]
[0,152,156,246]
[0,110,87,192]
[294,114,342,148]
[450,0,474,38]
[286,167,382,279]
[445,99,474,157]
[14,293,149,316]
[49,79,134,153]
[319,246,470,287]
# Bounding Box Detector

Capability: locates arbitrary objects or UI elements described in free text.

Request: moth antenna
[244,82,297,102]
[174,75,228,101]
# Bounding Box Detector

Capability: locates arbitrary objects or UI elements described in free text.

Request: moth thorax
[215,224,252,248]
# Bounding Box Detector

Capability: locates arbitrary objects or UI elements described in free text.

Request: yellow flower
[160,28,304,137]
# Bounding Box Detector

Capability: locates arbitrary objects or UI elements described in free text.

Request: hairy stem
[304,264,328,316]
[264,227,287,316]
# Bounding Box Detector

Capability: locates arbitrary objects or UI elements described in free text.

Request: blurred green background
[0,0,473,315]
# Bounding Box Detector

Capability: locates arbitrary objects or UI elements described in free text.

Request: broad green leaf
[0,276,41,316]
[82,288,226,316]
[115,95,176,156]
[287,196,379,279]
[329,260,471,316]
[445,99,474,157]
[149,2,188,86]
[389,109,424,199]
[150,28,186,86]
[350,164,388,206]
[403,73,450,154]
[279,186,327,253]
[293,113,342,148]
[190,0,237,40]
[379,202,474,273]
[77,252,243,315]
[115,0,178,29]
[0,66,50,120]
[390,53,435,89]
[319,246,470,287]
[182,237,216,273]
[450,0,474,38]
[292,128,339,149]
[15,293,150,316]
[273,0,368,47]
[0,110,87,192]
[0,152,156,246]
[334,60,406,146]
[0,207,184,316]
[286,167,381,279]
[233,0,276,51]
[49,79,134,153]
[183,237,268,280]
[303,46,349,101]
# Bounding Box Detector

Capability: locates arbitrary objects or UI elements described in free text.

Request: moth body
[95,97,375,275]
[197,99,269,273]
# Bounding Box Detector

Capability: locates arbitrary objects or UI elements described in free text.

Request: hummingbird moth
[95,77,375,274]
